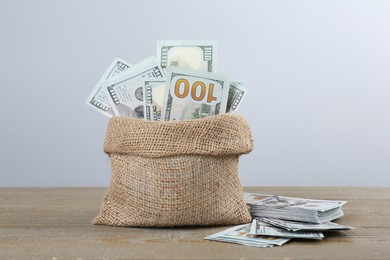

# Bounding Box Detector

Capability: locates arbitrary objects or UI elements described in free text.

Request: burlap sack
[93,114,254,227]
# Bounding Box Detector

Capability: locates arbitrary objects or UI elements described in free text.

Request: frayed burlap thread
[93,114,253,227]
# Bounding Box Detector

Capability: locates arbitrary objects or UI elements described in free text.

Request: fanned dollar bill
[157,40,217,72]
[161,67,230,121]
[102,57,165,117]
[85,58,131,117]
[143,78,166,121]
[204,224,290,248]
[249,219,324,240]
[227,79,247,113]
[86,41,251,119]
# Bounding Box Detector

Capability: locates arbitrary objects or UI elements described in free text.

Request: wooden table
[0,187,389,259]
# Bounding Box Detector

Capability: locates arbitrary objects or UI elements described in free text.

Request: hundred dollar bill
[157,40,217,72]
[204,224,290,248]
[85,58,131,117]
[161,67,230,121]
[143,79,166,121]
[103,57,164,117]
[227,79,247,113]
[249,219,324,240]
[259,217,354,231]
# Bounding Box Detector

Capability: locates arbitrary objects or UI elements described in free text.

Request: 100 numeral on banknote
[174,79,218,103]
[162,68,230,121]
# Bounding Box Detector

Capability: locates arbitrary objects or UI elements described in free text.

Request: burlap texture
[93,114,254,227]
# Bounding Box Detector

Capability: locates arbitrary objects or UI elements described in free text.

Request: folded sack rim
[103,114,254,158]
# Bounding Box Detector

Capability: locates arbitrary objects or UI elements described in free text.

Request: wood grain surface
[1,187,389,259]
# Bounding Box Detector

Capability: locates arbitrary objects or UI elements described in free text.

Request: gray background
[0,0,389,187]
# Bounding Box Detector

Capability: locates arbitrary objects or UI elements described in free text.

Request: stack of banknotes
[244,193,347,223]
[204,193,353,248]
[85,41,247,121]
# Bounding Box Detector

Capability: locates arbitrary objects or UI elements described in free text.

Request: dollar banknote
[259,217,354,231]
[85,58,131,117]
[143,78,166,121]
[204,224,290,248]
[103,57,165,117]
[249,219,324,239]
[227,79,247,113]
[157,40,217,72]
[161,67,230,121]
